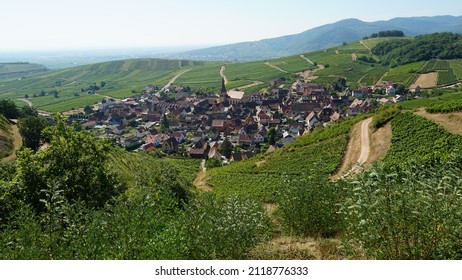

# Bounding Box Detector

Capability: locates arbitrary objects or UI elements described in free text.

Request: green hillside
[0,63,47,80]
[0,59,203,112]
[1,36,461,113]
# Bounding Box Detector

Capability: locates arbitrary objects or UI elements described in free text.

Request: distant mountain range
[174,16,462,61]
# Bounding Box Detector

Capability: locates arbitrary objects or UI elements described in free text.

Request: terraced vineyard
[206,116,367,202]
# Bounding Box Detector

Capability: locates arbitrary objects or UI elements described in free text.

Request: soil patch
[415,72,438,88]
[415,108,462,135]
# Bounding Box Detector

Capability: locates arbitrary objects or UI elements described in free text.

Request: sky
[1,0,462,51]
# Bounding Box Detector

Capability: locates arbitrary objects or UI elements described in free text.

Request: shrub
[340,156,462,259]
[278,177,342,237]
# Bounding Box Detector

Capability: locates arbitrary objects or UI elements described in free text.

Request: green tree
[83,105,94,115]
[219,137,233,159]
[14,114,124,213]
[160,114,169,133]
[267,127,276,145]
[0,99,20,119]
[18,115,47,151]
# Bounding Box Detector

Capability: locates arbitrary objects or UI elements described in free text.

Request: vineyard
[425,98,462,113]
[384,112,462,166]
[206,116,368,202]
[381,61,424,86]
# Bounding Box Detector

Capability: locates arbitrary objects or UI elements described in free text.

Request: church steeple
[220,77,227,94]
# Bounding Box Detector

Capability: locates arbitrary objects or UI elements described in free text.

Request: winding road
[160,68,192,93]
[220,66,228,85]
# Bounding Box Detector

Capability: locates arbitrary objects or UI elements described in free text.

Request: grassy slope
[0,63,47,80]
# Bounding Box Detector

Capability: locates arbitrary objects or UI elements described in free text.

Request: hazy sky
[1,0,462,51]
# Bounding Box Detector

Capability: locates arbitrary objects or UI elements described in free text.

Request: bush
[372,104,401,129]
[278,177,342,237]
[205,158,222,169]
[340,156,462,259]
[169,194,272,259]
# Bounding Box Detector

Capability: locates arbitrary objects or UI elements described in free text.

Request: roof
[227,90,245,100]
[211,119,225,127]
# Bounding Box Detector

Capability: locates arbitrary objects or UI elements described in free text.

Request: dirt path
[232,81,264,91]
[194,159,212,192]
[160,68,192,93]
[415,108,462,135]
[299,63,325,81]
[220,65,228,85]
[264,62,289,74]
[331,117,372,180]
[17,98,33,108]
[2,124,22,162]
[357,118,372,164]
[300,55,315,65]
[359,40,372,52]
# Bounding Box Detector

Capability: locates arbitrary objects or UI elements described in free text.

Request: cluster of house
[76,78,417,161]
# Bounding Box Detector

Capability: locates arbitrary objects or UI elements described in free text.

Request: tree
[0,99,20,119]
[18,115,47,151]
[160,114,169,133]
[14,114,124,213]
[83,105,94,115]
[219,137,233,159]
[267,127,276,145]
[20,105,37,118]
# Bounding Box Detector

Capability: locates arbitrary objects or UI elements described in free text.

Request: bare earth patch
[415,72,438,89]
[2,124,22,162]
[250,236,345,260]
[330,120,362,180]
[366,122,392,167]
[255,159,267,167]
[351,53,357,62]
[415,108,462,135]
[194,170,212,192]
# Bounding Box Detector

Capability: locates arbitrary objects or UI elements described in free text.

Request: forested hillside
[373,33,462,66]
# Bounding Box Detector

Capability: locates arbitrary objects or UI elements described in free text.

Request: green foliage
[219,137,232,159]
[340,156,462,259]
[169,194,272,259]
[278,177,342,237]
[384,112,462,166]
[0,99,20,119]
[437,69,457,85]
[374,33,462,66]
[381,61,425,87]
[18,115,47,150]
[368,30,405,39]
[426,99,462,113]
[372,104,401,129]
[205,158,221,169]
[14,114,124,213]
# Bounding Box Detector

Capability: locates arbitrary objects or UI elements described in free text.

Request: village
[70,77,417,163]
